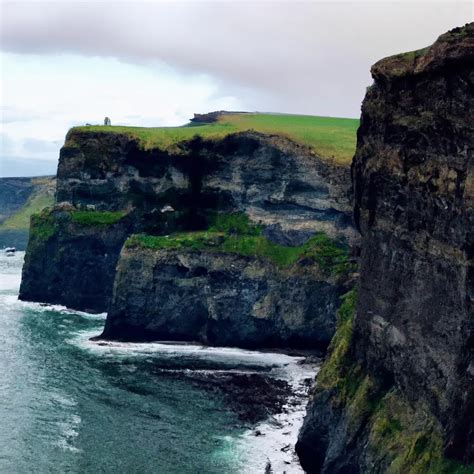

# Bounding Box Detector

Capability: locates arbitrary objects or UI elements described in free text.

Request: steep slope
[20,114,358,346]
[0,176,55,249]
[102,218,355,347]
[297,24,473,472]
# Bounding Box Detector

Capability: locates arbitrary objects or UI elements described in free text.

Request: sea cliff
[20,114,357,350]
[296,23,473,472]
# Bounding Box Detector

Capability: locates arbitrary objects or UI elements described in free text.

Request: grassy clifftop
[72,112,359,165]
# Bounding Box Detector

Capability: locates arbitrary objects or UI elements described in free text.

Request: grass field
[74,113,359,165]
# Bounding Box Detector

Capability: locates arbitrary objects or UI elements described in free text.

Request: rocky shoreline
[86,336,320,472]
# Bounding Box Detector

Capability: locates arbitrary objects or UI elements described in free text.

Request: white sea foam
[74,329,303,368]
[77,330,318,472]
[236,363,319,473]
[17,300,107,320]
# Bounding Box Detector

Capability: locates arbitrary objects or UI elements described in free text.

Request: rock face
[102,245,345,348]
[20,129,356,315]
[297,24,474,472]
[56,130,355,240]
[19,205,133,312]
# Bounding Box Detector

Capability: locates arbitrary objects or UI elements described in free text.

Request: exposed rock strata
[21,130,356,315]
[56,131,355,240]
[297,24,474,472]
[101,246,346,348]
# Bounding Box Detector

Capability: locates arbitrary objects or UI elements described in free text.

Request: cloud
[0,1,472,177]
[1,2,471,117]
[0,156,57,178]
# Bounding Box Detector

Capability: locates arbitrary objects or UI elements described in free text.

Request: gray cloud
[1,1,472,117]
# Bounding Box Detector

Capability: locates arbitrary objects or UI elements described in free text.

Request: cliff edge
[297,23,473,472]
[20,114,358,351]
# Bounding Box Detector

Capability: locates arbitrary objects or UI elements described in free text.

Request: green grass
[125,213,351,275]
[313,286,473,474]
[0,182,54,231]
[316,288,360,396]
[70,210,127,226]
[208,212,262,235]
[29,209,57,243]
[369,391,473,474]
[72,112,359,165]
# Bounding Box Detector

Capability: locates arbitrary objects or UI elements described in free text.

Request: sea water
[0,252,316,473]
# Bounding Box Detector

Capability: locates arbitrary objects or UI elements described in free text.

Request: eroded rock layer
[20,129,355,329]
[297,24,474,472]
[102,245,345,349]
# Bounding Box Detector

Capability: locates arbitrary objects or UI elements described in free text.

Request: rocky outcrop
[297,24,473,472]
[101,243,348,348]
[19,204,133,312]
[56,130,355,240]
[21,128,356,315]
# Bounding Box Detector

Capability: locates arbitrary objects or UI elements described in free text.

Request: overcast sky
[0,0,472,177]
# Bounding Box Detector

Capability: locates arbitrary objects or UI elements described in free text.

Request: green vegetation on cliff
[70,210,127,226]
[126,213,351,276]
[28,209,57,245]
[0,177,55,248]
[313,289,472,473]
[316,288,361,397]
[0,190,53,231]
[72,113,359,165]
[28,209,127,247]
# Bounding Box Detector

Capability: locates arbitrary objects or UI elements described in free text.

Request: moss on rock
[29,208,57,244]
[70,210,127,226]
[125,213,352,276]
[308,288,473,473]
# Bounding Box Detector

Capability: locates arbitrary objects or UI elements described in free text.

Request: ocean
[0,252,317,473]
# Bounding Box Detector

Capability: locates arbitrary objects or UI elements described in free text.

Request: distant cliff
[102,219,354,348]
[0,176,55,249]
[297,23,473,472]
[20,114,358,351]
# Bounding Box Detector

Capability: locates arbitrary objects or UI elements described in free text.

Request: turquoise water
[0,252,311,473]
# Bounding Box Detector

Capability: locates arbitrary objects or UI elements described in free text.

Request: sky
[0,0,472,177]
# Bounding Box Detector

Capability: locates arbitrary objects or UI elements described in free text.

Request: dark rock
[101,246,345,349]
[19,208,133,312]
[22,129,356,316]
[296,23,474,471]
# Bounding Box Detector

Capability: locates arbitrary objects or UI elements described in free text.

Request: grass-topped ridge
[125,213,351,276]
[70,210,127,226]
[27,208,128,247]
[72,112,359,165]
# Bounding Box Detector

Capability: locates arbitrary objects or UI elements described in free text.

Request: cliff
[102,219,354,347]
[296,24,473,472]
[0,176,55,249]
[20,114,358,349]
